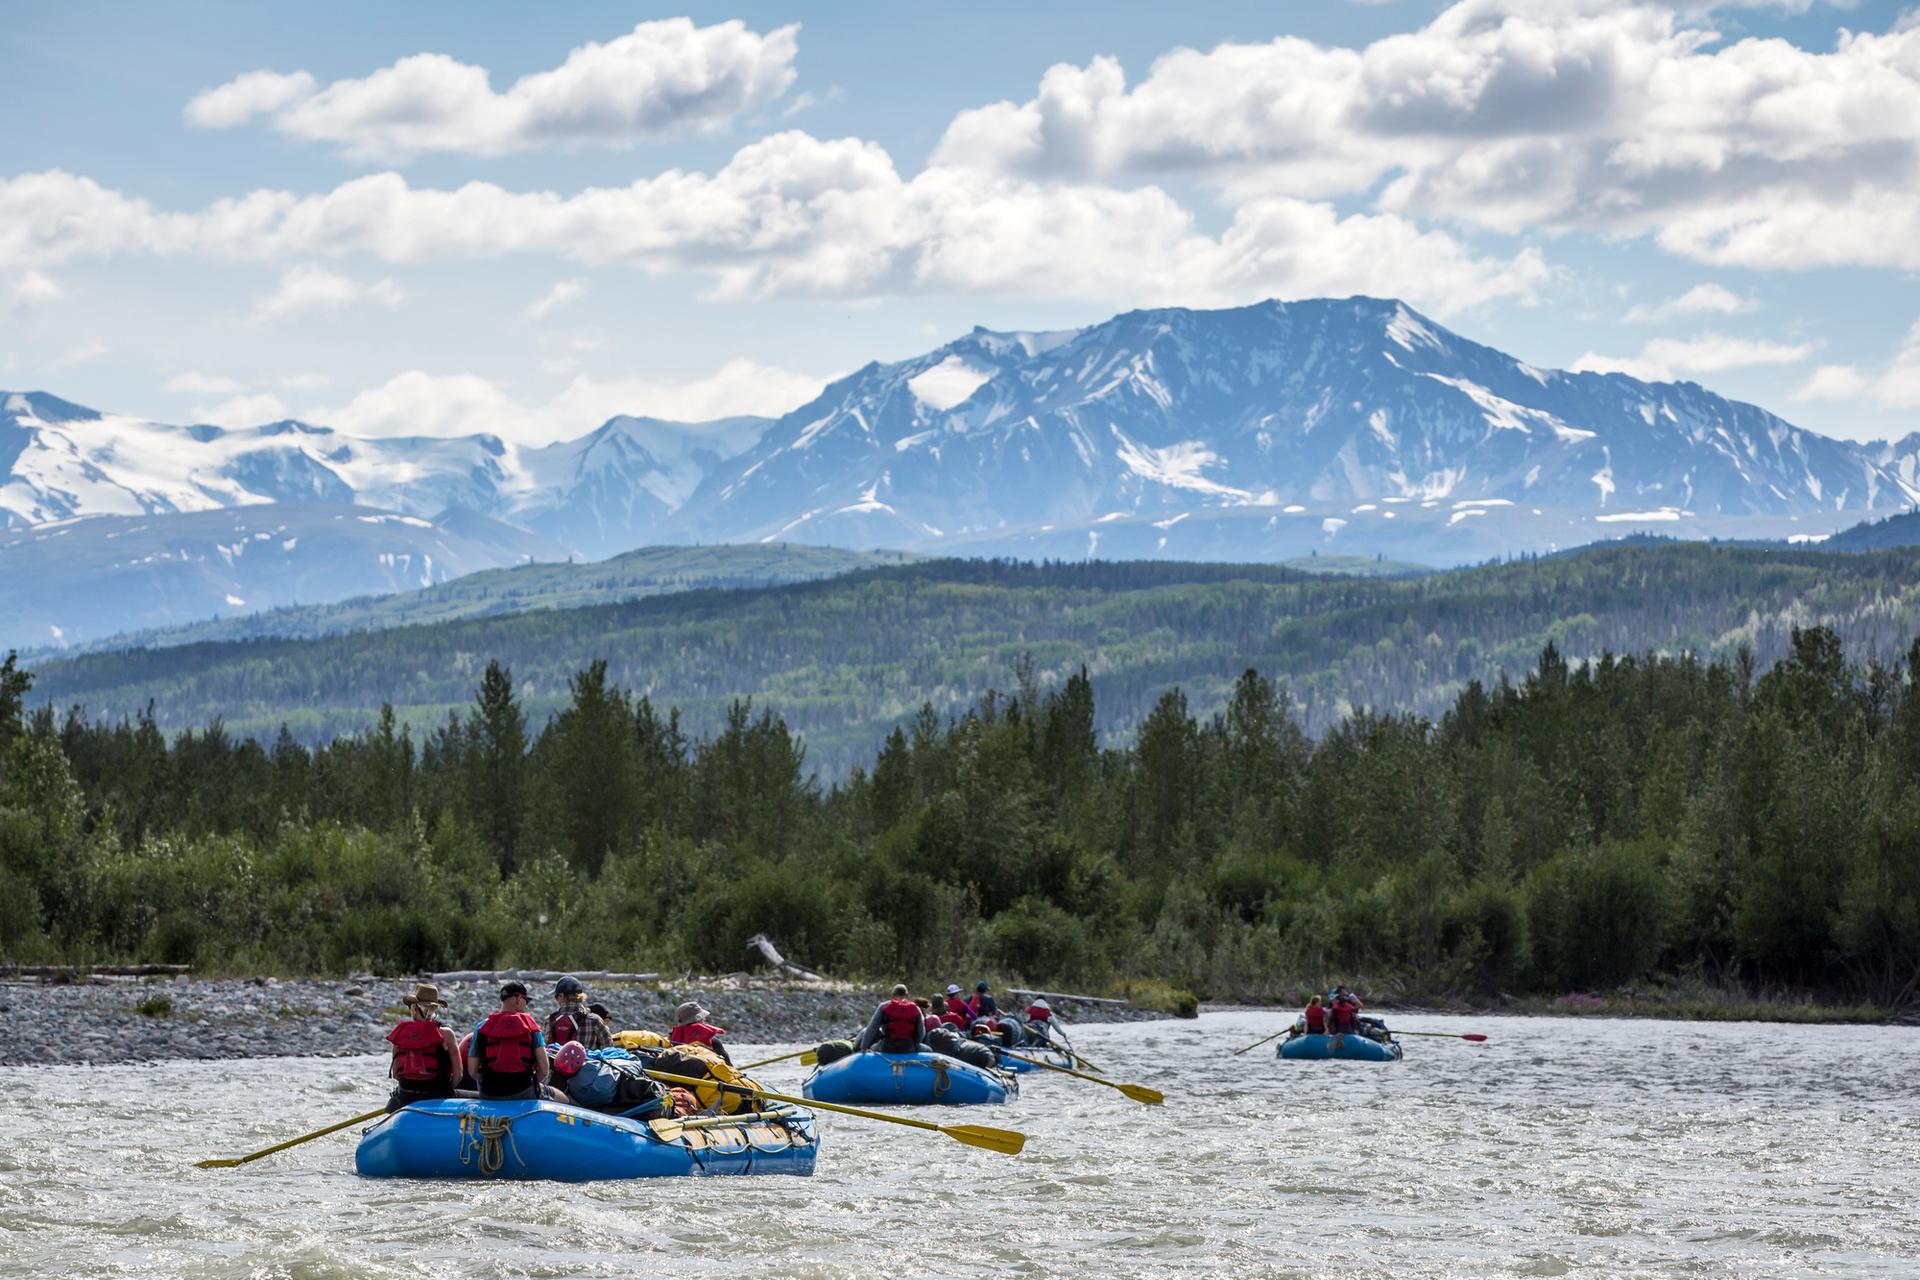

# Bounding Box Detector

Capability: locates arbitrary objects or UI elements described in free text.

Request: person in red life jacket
[668,1000,733,1065]
[856,983,929,1054]
[545,975,612,1050]
[385,982,461,1111]
[1023,997,1058,1042]
[468,980,562,1100]
[1301,994,1329,1035]
[943,983,977,1023]
[1328,986,1361,1035]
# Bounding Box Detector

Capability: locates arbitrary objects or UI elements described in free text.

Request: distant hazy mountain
[0,502,565,651]
[6,298,1915,578]
[35,543,918,656]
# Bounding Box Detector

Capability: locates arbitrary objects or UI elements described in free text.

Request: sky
[5,0,1920,446]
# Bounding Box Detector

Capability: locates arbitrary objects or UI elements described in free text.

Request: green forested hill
[27,544,1920,774]
[38,543,917,656]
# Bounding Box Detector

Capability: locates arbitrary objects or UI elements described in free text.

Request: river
[2,1012,1914,1277]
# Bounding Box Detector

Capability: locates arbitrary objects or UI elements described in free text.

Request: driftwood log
[745,934,825,982]
[430,968,661,984]
[1008,987,1129,1007]
[5,964,191,979]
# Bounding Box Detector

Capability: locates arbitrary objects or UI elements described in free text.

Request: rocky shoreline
[0,974,1168,1066]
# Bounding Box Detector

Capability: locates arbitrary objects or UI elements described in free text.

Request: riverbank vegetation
[3,625,1917,1015]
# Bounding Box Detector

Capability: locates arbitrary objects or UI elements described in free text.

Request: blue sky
[4,0,1919,444]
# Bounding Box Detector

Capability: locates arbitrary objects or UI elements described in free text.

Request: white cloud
[191,392,289,426]
[1795,323,1920,407]
[313,360,827,443]
[8,268,63,315]
[0,133,1544,315]
[183,70,317,128]
[1571,332,1816,381]
[164,370,245,395]
[526,278,586,321]
[185,19,798,159]
[53,339,106,368]
[1624,283,1754,323]
[251,263,403,323]
[932,2,1920,273]
[1791,363,1869,401]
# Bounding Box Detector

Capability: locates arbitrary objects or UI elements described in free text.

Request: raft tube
[353,1097,818,1180]
[803,1050,1016,1105]
[1278,1032,1403,1062]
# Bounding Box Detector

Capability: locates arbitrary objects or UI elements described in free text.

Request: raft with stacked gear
[1278,1025,1403,1063]
[353,1096,819,1180]
[803,1049,1017,1105]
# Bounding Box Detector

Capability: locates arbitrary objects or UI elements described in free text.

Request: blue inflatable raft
[354,1097,819,1180]
[804,1051,1015,1105]
[1278,1031,1403,1062]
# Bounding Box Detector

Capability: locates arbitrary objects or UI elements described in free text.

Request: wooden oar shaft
[996,1049,1163,1104]
[195,1106,389,1169]
[1393,1030,1488,1040]
[1232,1028,1288,1056]
[738,1048,811,1069]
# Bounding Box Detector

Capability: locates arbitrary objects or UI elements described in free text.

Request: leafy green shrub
[135,994,172,1017]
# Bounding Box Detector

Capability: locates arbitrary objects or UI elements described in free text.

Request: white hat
[946,983,962,995]
[1031,998,1050,1010]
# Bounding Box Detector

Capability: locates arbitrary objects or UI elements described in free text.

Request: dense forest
[4,625,1916,1011]
[29,544,1920,776]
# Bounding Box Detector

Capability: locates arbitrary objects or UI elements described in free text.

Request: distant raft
[1278,1031,1404,1063]
[803,1050,1016,1105]
[353,1097,819,1180]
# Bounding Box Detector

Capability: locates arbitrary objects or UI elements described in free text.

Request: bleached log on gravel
[745,934,826,982]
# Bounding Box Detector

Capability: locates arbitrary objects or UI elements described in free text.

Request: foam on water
[2,1012,1915,1277]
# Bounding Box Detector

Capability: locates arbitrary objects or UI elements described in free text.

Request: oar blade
[943,1124,1026,1155]
[193,1158,239,1169]
[1120,1083,1165,1106]
[800,1050,818,1066]
[1462,1034,1488,1042]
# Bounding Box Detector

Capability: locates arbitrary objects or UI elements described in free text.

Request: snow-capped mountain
[6,297,1916,585]
[0,391,766,560]
[671,297,1913,557]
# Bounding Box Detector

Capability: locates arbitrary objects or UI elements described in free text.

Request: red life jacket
[669,1021,725,1048]
[474,1010,542,1094]
[387,1018,450,1085]
[941,1012,967,1029]
[1303,1004,1328,1034]
[945,995,976,1021]
[879,998,923,1046]
[1330,998,1358,1032]
[1025,1004,1051,1023]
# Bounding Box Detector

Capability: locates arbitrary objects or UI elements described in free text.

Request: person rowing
[855,983,929,1053]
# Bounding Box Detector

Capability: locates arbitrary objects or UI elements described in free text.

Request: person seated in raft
[1301,994,1329,1036]
[384,982,462,1112]
[943,983,977,1023]
[1327,986,1362,1036]
[972,981,999,1018]
[856,983,929,1053]
[1023,997,1056,1040]
[545,975,612,1049]
[668,1000,734,1065]
[547,1042,673,1118]
[588,1000,615,1027]
[469,981,566,1101]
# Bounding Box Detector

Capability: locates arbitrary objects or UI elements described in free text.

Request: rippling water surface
[3,1013,1915,1278]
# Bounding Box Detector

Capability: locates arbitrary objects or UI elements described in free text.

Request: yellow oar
[738,1048,812,1070]
[1232,1027,1290,1056]
[195,1107,388,1169]
[997,1049,1162,1105]
[644,1069,1025,1155]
